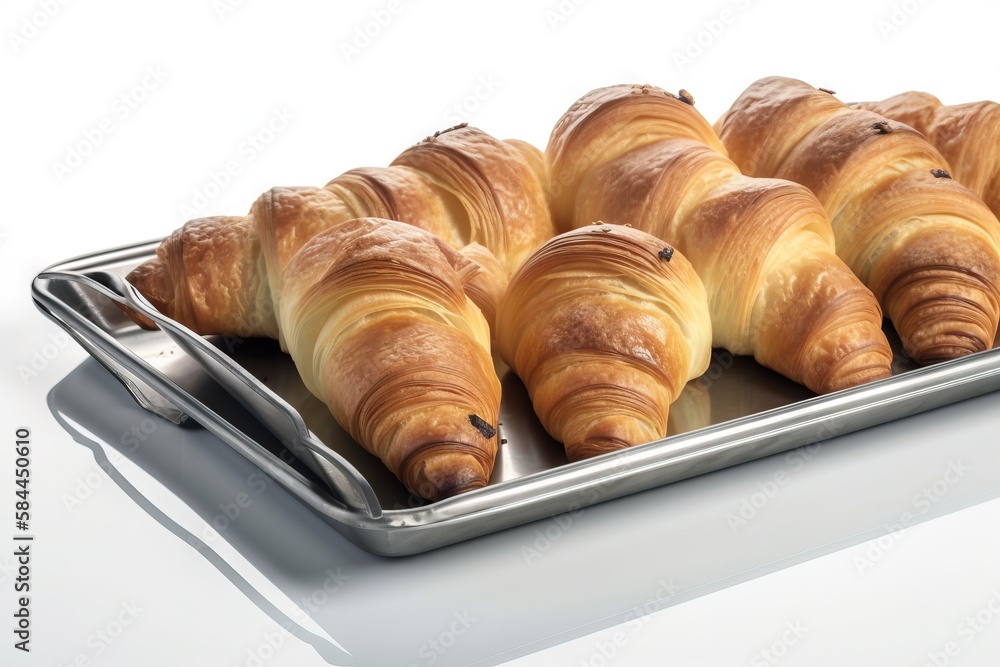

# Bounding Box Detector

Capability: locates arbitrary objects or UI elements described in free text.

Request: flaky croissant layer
[125,124,553,341]
[497,223,712,461]
[716,76,1000,363]
[122,125,556,501]
[280,218,502,501]
[545,83,893,394]
[853,92,1000,221]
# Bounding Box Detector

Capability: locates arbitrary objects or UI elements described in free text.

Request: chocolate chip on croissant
[279,218,501,501]
[496,224,712,461]
[717,77,1000,363]
[545,84,892,393]
[123,125,555,500]
[854,91,1000,222]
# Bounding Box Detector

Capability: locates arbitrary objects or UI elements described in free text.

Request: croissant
[716,77,1000,364]
[545,84,892,394]
[277,217,500,501]
[126,124,554,338]
[852,92,1000,219]
[124,125,556,500]
[496,223,712,461]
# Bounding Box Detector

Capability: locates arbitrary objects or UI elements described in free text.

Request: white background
[3,0,1000,665]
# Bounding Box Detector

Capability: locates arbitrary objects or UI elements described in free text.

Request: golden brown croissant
[278,217,500,501]
[496,223,712,461]
[126,124,552,338]
[124,125,555,500]
[716,77,1000,363]
[852,92,1000,219]
[545,84,892,394]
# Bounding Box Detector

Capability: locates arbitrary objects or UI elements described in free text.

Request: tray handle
[36,269,383,519]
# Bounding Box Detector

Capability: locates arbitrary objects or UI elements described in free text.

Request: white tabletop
[4,1,1000,665]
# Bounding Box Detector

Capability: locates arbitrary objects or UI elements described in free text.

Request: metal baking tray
[32,240,1000,556]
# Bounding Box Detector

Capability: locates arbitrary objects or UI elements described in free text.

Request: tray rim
[31,240,1000,556]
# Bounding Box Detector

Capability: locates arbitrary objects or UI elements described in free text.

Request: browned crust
[718,76,1000,364]
[281,218,500,501]
[496,224,712,460]
[547,83,892,394]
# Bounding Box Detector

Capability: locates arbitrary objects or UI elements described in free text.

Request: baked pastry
[546,84,892,394]
[716,77,1000,363]
[496,223,712,461]
[852,92,1000,219]
[126,124,554,339]
[130,214,504,502]
[277,218,500,501]
[124,124,555,500]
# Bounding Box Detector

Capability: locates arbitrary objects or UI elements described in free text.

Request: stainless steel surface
[44,357,1000,666]
[32,242,1000,556]
[39,267,383,518]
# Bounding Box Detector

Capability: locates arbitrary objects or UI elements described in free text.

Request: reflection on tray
[212,324,921,507]
[35,248,954,519]
[47,357,1000,667]
[170,326,921,510]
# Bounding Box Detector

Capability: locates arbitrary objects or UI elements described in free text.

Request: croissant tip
[566,436,634,462]
[117,303,159,330]
[404,446,492,502]
[818,362,893,394]
[891,293,997,365]
[906,337,989,365]
[123,260,173,329]
[115,260,166,331]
